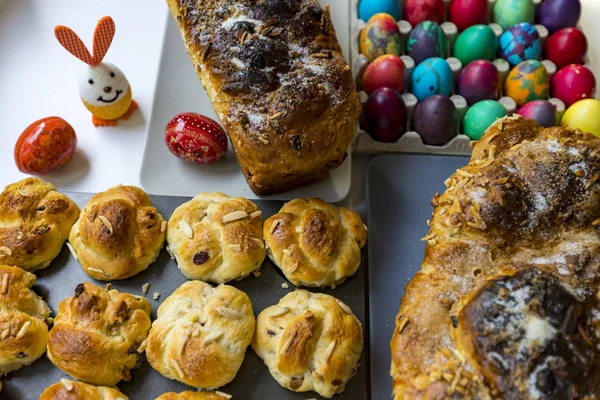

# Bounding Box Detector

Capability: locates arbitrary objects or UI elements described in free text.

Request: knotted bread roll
[155,391,231,400]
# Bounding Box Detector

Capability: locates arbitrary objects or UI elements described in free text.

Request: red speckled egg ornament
[164,113,228,164]
[551,65,596,108]
[543,28,588,70]
[404,0,445,26]
[449,0,488,32]
[14,116,77,175]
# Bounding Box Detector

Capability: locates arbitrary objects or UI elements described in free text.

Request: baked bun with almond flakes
[263,198,367,287]
[39,379,129,400]
[166,193,265,283]
[155,391,231,400]
[145,281,254,389]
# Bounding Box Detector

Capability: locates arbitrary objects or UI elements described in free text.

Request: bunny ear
[54,25,94,65]
[91,16,115,65]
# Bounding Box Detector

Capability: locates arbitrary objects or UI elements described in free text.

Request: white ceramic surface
[140,1,353,202]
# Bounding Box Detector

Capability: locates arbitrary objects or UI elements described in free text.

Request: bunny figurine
[54,16,138,127]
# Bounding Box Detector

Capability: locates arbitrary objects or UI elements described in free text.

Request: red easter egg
[404,0,445,26]
[449,0,488,32]
[361,87,407,142]
[164,113,228,164]
[543,28,588,69]
[14,116,77,175]
[362,54,407,94]
[551,65,596,108]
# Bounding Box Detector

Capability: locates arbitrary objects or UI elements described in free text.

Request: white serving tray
[140,2,352,202]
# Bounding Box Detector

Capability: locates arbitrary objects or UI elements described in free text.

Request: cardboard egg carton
[350,0,589,155]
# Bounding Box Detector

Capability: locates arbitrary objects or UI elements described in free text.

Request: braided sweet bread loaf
[391,116,600,399]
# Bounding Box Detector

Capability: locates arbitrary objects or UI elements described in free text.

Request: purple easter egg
[361,87,408,142]
[414,95,458,145]
[537,0,581,34]
[457,60,501,106]
[517,100,559,127]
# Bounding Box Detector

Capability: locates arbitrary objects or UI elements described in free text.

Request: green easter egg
[453,25,497,66]
[463,100,508,140]
[493,0,535,30]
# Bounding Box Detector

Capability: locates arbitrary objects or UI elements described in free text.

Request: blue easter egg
[498,22,541,67]
[359,0,402,21]
[410,57,453,102]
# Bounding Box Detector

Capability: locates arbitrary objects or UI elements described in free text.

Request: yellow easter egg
[82,88,132,120]
[562,99,600,137]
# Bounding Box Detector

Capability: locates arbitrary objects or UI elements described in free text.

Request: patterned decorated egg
[414,95,458,145]
[363,54,407,94]
[361,88,407,142]
[453,25,497,66]
[404,0,445,26]
[493,0,534,30]
[360,13,403,62]
[551,65,596,108]
[406,21,448,65]
[449,0,488,32]
[14,116,77,175]
[164,112,228,164]
[359,0,402,21]
[463,100,508,140]
[517,100,559,127]
[458,60,501,105]
[543,28,588,70]
[498,22,541,67]
[504,60,549,106]
[537,0,581,34]
[410,57,453,102]
[562,99,600,137]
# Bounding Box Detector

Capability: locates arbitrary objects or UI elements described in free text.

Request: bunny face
[78,62,130,107]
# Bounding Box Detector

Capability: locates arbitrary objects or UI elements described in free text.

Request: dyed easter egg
[14,117,77,175]
[404,0,445,26]
[449,0,488,32]
[551,65,596,108]
[537,0,581,34]
[361,88,407,142]
[363,54,407,94]
[360,13,403,61]
[453,25,497,66]
[410,58,453,102]
[504,60,549,106]
[543,28,588,70]
[493,0,535,30]
[407,21,448,65]
[463,100,508,140]
[458,60,502,105]
[414,95,458,145]
[359,0,402,21]
[562,99,600,137]
[498,22,541,67]
[517,100,559,127]
[164,113,228,164]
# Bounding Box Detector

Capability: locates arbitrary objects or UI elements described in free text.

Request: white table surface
[1,0,599,208]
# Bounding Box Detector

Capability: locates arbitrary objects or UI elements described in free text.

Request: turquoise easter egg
[410,57,453,102]
[453,25,497,66]
[463,100,508,140]
[359,0,402,21]
[498,22,541,67]
[493,0,535,30]
[360,13,403,61]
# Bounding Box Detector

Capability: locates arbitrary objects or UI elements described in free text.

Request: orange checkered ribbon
[54,16,115,66]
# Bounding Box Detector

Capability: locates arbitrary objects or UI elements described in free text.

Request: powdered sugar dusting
[221,15,263,30]
[547,140,561,153]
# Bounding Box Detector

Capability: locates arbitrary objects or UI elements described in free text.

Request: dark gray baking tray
[366,154,469,400]
[3,194,367,400]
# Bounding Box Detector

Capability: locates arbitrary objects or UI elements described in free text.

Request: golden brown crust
[146,281,255,389]
[391,116,600,399]
[264,198,366,287]
[39,380,128,400]
[166,0,360,195]
[166,193,265,283]
[252,290,363,398]
[0,265,50,375]
[0,177,79,272]
[155,392,230,400]
[68,185,165,280]
[47,282,152,386]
